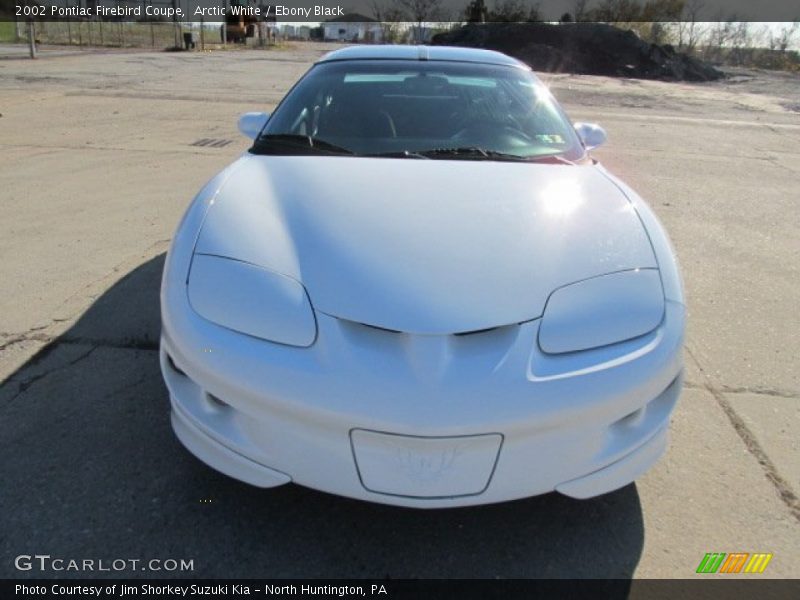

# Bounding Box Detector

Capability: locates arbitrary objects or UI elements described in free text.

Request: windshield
[253,60,585,162]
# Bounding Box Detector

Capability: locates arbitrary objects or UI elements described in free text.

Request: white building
[323,13,383,43]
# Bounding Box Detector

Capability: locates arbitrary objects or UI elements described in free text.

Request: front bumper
[160,287,684,508]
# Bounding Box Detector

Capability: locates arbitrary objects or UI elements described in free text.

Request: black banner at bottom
[3,579,800,600]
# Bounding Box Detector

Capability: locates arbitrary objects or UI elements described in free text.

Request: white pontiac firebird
[160,46,685,508]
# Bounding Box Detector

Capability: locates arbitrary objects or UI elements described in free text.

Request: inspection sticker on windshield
[535,134,565,144]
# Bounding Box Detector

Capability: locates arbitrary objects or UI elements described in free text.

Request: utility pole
[27,19,36,59]
[222,0,228,45]
[173,0,181,48]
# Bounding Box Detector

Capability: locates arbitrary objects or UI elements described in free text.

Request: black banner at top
[3,0,800,23]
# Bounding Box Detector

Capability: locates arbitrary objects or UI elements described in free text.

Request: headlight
[538,269,664,354]
[187,254,316,347]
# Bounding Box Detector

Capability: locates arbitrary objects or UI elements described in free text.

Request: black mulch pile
[431,22,724,82]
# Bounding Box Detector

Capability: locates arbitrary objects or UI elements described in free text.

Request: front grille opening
[454,327,499,337]
[166,354,188,378]
[353,320,502,337]
[339,317,516,339]
[359,322,402,334]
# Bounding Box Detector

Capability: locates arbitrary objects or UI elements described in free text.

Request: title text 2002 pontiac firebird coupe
[160,46,684,508]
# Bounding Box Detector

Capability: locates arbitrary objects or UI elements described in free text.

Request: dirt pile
[431,22,724,82]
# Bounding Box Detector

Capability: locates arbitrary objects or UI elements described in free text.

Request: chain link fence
[28,21,224,50]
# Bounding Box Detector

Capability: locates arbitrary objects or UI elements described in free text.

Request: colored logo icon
[696,552,773,574]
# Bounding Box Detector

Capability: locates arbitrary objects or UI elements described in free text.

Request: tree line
[372,0,798,70]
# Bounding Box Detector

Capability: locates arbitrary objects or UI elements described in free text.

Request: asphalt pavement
[0,42,798,579]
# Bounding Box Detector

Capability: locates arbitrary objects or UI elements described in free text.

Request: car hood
[193,155,657,334]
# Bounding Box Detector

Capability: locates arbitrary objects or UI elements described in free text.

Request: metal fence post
[28,19,36,59]
[222,0,228,45]
[173,0,180,48]
[200,17,205,51]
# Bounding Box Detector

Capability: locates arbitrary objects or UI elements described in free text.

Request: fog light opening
[207,393,230,409]
[166,354,187,378]
[617,406,646,428]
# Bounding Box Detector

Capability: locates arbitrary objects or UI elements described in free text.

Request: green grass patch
[0,21,17,43]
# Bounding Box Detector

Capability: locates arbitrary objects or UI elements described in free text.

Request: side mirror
[238,112,270,140]
[574,122,607,150]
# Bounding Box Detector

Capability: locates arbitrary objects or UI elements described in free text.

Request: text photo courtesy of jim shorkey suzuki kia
[14,584,387,596]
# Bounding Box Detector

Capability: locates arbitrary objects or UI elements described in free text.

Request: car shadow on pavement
[0,254,643,582]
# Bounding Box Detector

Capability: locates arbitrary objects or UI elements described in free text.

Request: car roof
[317,45,530,70]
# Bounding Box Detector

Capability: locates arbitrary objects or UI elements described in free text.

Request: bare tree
[641,0,685,20]
[435,1,470,23]
[677,0,705,53]
[772,21,799,53]
[626,0,679,44]
[749,24,771,53]
[371,0,406,43]
[702,17,736,62]
[761,21,798,68]
[590,0,643,22]
[395,0,443,43]
[728,21,752,65]
[464,0,488,23]
[488,0,541,22]
[572,0,589,22]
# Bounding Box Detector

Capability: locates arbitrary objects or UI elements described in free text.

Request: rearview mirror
[238,112,270,140]
[574,122,607,150]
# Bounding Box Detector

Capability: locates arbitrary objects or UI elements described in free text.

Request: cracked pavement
[0,43,798,578]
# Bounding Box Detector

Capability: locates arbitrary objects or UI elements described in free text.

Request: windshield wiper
[362,150,430,159]
[415,147,576,164]
[525,154,576,165]
[416,146,504,160]
[414,147,537,162]
[251,134,355,156]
